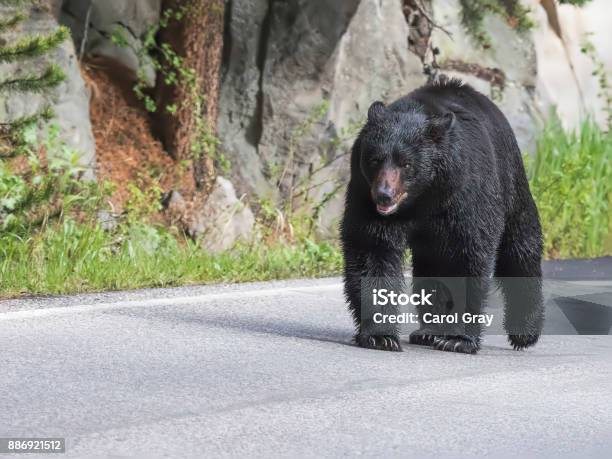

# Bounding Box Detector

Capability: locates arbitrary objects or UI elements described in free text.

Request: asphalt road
[1,276,611,459]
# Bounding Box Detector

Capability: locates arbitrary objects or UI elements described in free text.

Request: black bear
[340,77,544,354]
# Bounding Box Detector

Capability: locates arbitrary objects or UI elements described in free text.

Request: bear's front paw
[432,335,480,354]
[355,334,402,352]
[508,334,539,350]
[408,329,441,347]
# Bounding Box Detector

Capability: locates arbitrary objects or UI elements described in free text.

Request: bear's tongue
[377,202,398,216]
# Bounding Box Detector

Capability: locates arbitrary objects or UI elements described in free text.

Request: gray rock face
[219,0,426,234]
[529,0,584,128]
[217,0,271,200]
[0,5,96,179]
[61,0,161,85]
[256,0,363,192]
[535,0,612,130]
[48,0,63,19]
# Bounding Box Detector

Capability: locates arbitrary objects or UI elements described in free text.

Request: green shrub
[526,116,611,259]
[0,124,103,235]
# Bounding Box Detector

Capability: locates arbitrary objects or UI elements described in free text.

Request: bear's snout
[371,168,405,216]
[374,186,393,206]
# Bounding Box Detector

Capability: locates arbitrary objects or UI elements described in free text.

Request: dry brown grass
[81,58,196,214]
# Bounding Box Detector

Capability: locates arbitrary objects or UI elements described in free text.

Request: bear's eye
[401,162,411,170]
[369,157,384,166]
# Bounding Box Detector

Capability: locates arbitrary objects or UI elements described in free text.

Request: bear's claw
[355,334,402,352]
[508,334,539,350]
[408,330,440,346]
[431,335,480,354]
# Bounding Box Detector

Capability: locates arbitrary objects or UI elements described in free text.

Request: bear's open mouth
[376,202,399,215]
[376,192,407,216]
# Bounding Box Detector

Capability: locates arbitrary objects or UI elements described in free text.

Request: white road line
[0,282,343,321]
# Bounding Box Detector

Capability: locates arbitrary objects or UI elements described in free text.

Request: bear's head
[359,101,455,216]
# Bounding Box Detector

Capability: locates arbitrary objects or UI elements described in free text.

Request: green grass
[0,219,343,297]
[526,117,611,259]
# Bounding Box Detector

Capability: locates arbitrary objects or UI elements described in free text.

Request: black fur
[340,77,544,354]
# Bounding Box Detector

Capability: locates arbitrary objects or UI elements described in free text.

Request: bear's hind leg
[496,216,545,350]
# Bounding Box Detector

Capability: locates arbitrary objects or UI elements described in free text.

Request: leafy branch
[0,63,65,93]
[0,25,69,63]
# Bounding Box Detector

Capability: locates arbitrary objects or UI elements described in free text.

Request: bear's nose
[375,187,393,206]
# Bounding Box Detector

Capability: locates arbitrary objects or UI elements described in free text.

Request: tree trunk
[154,0,225,191]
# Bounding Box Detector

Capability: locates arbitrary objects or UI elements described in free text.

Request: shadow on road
[111,309,356,349]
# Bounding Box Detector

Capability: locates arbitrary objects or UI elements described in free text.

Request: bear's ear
[367,101,386,123]
[426,112,455,143]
